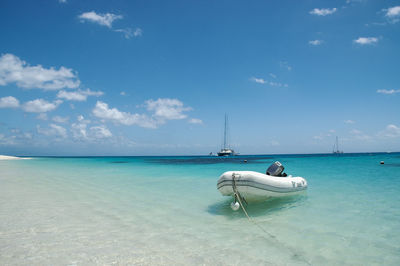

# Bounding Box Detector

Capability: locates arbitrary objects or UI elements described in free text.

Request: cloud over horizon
[379,124,400,138]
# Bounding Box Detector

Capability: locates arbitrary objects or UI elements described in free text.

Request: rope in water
[231,173,276,238]
[231,173,311,265]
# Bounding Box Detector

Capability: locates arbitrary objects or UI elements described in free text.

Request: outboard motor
[266,161,285,176]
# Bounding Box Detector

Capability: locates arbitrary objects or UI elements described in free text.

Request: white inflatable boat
[217,161,307,203]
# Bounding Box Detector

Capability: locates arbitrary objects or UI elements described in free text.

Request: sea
[1,153,400,265]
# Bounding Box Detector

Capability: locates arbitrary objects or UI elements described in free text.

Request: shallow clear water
[1,153,400,265]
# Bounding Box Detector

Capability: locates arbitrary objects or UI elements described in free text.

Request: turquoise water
[1,153,400,265]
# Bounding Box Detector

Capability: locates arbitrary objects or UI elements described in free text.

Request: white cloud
[57,88,103,101]
[93,99,191,128]
[250,77,266,84]
[71,116,90,140]
[80,89,103,97]
[377,89,400,95]
[379,124,400,138]
[344,120,355,124]
[120,91,126,96]
[36,113,48,120]
[57,90,86,101]
[309,40,323,46]
[78,11,122,28]
[250,77,287,87]
[269,73,276,79]
[114,28,142,39]
[188,118,203,124]
[90,125,112,138]
[386,6,400,17]
[59,0,67,3]
[354,37,378,45]
[71,122,88,139]
[22,99,62,113]
[50,124,67,138]
[78,12,142,39]
[37,124,67,138]
[52,115,69,123]
[133,28,143,37]
[0,128,33,145]
[77,115,87,122]
[145,98,191,121]
[0,96,19,108]
[384,6,400,23]
[92,101,156,128]
[310,8,337,16]
[279,61,292,71]
[0,53,80,90]
[71,116,112,141]
[0,134,17,145]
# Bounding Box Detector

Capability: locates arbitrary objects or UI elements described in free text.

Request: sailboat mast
[224,114,227,149]
[336,136,339,152]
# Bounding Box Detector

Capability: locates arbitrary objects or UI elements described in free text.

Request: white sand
[0,155,31,160]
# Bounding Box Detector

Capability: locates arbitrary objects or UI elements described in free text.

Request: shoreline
[0,155,32,160]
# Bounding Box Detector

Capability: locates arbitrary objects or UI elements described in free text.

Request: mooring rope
[231,172,311,265]
[231,173,276,238]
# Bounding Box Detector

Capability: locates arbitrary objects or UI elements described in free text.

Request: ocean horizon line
[3,151,399,158]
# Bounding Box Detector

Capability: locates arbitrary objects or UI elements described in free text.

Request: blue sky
[0,0,399,156]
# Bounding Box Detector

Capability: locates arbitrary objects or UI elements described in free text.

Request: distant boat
[217,114,236,156]
[332,136,343,154]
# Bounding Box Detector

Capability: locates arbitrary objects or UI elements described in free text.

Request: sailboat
[332,136,343,154]
[217,114,236,156]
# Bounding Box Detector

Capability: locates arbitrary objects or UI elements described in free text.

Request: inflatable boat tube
[217,171,307,202]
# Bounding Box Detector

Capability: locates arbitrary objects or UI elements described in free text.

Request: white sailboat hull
[217,115,238,156]
[217,171,307,202]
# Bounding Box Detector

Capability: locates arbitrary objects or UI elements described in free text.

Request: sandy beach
[0,155,31,160]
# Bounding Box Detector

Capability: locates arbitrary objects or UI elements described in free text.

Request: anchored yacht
[217,114,236,156]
